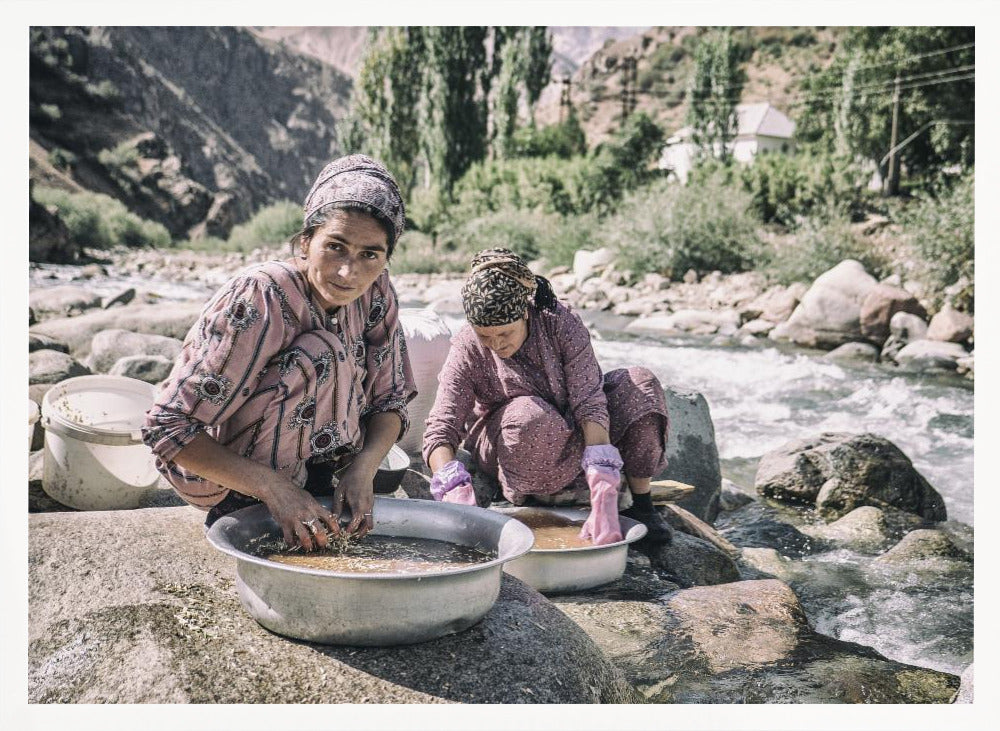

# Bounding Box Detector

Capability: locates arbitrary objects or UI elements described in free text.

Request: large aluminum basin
[207,496,534,646]
[495,507,648,594]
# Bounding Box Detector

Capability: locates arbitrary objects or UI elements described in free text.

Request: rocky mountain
[30,26,353,241]
[250,26,369,78]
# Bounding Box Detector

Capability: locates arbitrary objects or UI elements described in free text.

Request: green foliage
[389,231,469,274]
[38,103,61,121]
[97,141,140,172]
[33,186,170,249]
[86,80,120,102]
[765,214,889,286]
[606,175,765,280]
[686,28,746,163]
[226,201,302,251]
[904,170,974,308]
[490,35,522,160]
[47,147,77,172]
[510,114,587,159]
[796,27,974,180]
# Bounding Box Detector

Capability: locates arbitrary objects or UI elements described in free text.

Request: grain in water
[511,508,595,550]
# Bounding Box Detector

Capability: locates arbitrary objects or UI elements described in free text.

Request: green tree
[685,29,745,163]
[797,27,974,187]
[522,26,554,120]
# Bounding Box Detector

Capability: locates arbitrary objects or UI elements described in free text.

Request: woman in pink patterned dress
[422,248,674,547]
[144,155,415,551]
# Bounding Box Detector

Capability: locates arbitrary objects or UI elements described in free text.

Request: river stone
[769,260,878,349]
[719,478,755,512]
[754,432,947,521]
[737,547,797,581]
[28,507,639,703]
[874,529,970,564]
[800,506,894,554]
[739,318,776,337]
[29,349,91,385]
[28,285,103,320]
[645,532,740,587]
[823,342,880,362]
[557,578,959,703]
[29,301,205,359]
[889,310,929,343]
[28,332,69,353]
[109,355,176,383]
[88,329,184,374]
[657,387,722,523]
[859,284,927,345]
[926,305,973,344]
[626,309,740,337]
[573,247,615,284]
[893,340,968,371]
[720,517,822,557]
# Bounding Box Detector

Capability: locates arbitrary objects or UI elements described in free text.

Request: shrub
[905,170,974,309]
[33,186,171,249]
[226,200,302,252]
[510,116,587,160]
[389,231,468,274]
[38,104,61,121]
[606,174,765,279]
[47,147,77,172]
[766,213,889,285]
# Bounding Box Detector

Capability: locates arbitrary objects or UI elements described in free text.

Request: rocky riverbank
[26,246,973,704]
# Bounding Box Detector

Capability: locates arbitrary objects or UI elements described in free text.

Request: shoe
[621,505,675,546]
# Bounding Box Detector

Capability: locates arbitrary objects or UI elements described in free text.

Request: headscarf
[302,154,406,246]
[461,248,558,327]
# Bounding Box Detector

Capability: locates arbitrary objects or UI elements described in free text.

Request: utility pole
[621,55,638,125]
[886,75,902,196]
[559,76,572,123]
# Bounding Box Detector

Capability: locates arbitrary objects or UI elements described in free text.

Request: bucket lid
[41,375,156,446]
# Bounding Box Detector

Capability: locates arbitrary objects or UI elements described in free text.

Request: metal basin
[494,506,648,594]
[206,496,534,646]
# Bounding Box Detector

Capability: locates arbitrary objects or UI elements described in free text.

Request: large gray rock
[926,305,973,344]
[658,387,722,523]
[29,349,91,384]
[29,301,205,359]
[874,529,970,564]
[800,506,894,554]
[88,329,184,374]
[573,247,615,284]
[626,309,740,337]
[29,285,103,321]
[881,311,930,361]
[109,355,176,383]
[770,260,878,349]
[645,531,740,587]
[556,579,959,703]
[28,507,639,703]
[28,332,69,353]
[754,432,947,521]
[859,283,927,345]
[894,340,968,371]
[823,342,880,363]
[748,282,809,324]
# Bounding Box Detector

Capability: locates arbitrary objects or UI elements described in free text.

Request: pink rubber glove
[429,460,476,505]
[579,445,624,545]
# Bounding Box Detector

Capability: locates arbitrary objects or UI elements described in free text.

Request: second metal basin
[494,506,647,594]
[206,496,534,646]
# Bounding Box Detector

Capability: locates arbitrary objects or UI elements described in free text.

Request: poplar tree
[686,29,744,163]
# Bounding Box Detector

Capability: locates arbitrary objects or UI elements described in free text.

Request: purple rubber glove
[580,445,624,545]
[430,460,476,505]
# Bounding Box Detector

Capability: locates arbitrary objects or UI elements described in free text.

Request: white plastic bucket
[29,399,40,451]
[41,375,160,510]
[398,308,452,455]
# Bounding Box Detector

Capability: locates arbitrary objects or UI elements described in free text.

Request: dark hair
[289,202,397,259]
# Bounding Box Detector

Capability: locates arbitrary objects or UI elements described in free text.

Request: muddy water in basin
[511,509,593,550]
[257,535,495,574]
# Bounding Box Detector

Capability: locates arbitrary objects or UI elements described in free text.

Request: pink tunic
[422,302,668,502]
[143,259,416,509]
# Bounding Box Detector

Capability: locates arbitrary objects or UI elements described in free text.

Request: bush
[606,174,765,280]
[389,231,468,275]
[766,213,889,285]
[510,116,587,160]
[47,147,77,172]
[33,186,171,249]
[905,170,974,309]
[226,201,302,252]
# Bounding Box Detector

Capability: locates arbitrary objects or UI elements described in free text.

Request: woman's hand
[331,461,376,538]
[262,477,342,552]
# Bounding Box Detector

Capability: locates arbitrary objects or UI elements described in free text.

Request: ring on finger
[301,518,319,531]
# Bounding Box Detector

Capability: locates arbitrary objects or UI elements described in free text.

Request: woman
[143,155,416,551]
[422,248,674,547]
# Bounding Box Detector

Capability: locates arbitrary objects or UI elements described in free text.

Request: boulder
[109,355,176,383]
[557,579,959,703]
[718,478,755,512]
[627,309,740,337]
[823,342,879,363]
[859,284,927,345]
[573,247,615,284]
[28,285,103,321]
[893,340,968,371]
[926,305,973,344]
[658,387,722,523]
[737,547,797,581]
[28,332,69,353]
[29,302,205,359]
[769,260,878,349]
[739,318,776,337]
[874,529,970,564]
[29,349,91,385]
[749,282,808,324]
[799,506,894,554]
[754,433,947,521]
[720,517,822,558]
[88,329,184,374]
[881,311,929,361]
[28,507,640,703]
[645,532,740,587]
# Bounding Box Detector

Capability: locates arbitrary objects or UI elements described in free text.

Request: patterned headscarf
[302,154,406,245]
[462,248,558,326]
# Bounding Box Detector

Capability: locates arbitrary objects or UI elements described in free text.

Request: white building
[659,102,796,183]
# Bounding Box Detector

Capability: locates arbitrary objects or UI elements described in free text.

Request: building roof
[666,102,795,143]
